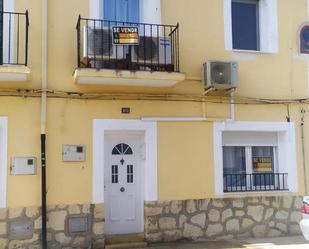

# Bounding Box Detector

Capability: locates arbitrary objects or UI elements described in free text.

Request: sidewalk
[143,236,309,249]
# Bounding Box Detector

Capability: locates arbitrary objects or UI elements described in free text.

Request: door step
[105,234,147,249]
[105,242,148,249]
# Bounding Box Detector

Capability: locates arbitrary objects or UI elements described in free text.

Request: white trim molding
[0,117,8,208]
[214,121,298,196]
[224,0,278,54]
[93,119,157,203]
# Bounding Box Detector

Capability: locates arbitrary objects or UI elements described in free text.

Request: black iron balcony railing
[76,16,180,72]
[223,173,289,193]
[0,11,29,66]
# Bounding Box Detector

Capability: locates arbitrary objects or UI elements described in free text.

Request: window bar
[150,24,153,70]
[93,19,96,68]
[8,13,11,64]
[86,19,89,66]
[157,25,159,69]
[120,22,124,67]
[115,21,118,68]
[263,173,266,191]
[277,173,280,190]
[164,25,166,70]
[16,14,19,64]
[76,15,81,68]
[108,20,111,67]
[143,23,146,69]
[100,19,104,69]
[170,26,174,72]
[282,174,285,190]
[240,174,242,191]
[177,23,180,72]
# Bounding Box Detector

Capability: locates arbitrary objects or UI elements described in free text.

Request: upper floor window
[224,0,278,53]
[103,0,140,22]
[232,0,259,51]
[300,25,309,54]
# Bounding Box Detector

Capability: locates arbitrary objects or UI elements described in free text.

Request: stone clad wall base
[0,203,105,249]
[145,196,303,242]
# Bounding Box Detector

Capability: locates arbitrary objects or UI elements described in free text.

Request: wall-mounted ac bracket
[204,86,236,96]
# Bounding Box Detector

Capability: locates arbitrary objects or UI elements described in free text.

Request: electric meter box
[62,145,86,162]
[10,157,37,175]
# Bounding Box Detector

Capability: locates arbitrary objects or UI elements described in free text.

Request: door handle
[120,187,125,192]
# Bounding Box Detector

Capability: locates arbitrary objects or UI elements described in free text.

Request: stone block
[212,199,225,208]
[290,211,301,223]
[145,217,158,232]
[159,217,176,230]
[275,210,289,220]
[94,204,104,219]
[198,199,210,211]
[265,208,274,220]
[55,232,71,245]
[208,209,220,222]
[66,215,91,234]
[145,232,162,242]
[163,230,182,241]
[186,200,197,214]
[233,199,244,208]
[283,196,293,209]
[0,222,6,235]
[222,209,233,221]
[242,218,254,229]
[183,223,203,238]
[145,206,163,217]
[68,205,81,215]
[25,207,39,218]
[191,213,206,228]
[226,219,240,233]
[170,201,182,215]
[9,208,23,219]
[0,209,7,220]
[252,225,266,238]
[248,205,264,222]
[93,222,104,235]
[179,214,187,228]
[48,210,67,231]
[206,224,223,237]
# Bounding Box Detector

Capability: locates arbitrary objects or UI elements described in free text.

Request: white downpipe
[230,91,235,121]
[41,0,47,133]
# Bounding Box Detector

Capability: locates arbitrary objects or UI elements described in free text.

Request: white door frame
[93,119,158,204]
[0,117,8,208]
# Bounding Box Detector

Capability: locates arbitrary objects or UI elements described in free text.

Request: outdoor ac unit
[131,36,172,65]
[204,61,239,89]
[83,26,123,59]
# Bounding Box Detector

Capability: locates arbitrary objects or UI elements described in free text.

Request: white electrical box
[62,145,86,162]
[11,157,37,175]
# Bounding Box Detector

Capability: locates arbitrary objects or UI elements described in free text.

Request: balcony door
[104,0,140,23]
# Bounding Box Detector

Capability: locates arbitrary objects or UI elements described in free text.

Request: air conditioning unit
[83,26,124,59]
[204,61,239,89]
[131,36,172,65]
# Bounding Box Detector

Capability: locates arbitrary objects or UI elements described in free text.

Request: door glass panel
[127,165,133,183]
[104,0,140,23]
[223,146,246,189]
[112,165,118,183]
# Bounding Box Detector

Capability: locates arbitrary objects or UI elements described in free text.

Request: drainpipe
[301,108,308,195]
[230,90,235,121]
[41,0,48,247]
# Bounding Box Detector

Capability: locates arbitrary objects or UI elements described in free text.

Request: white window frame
[0,117,8,208]
[214,121,297,196]
[224,0,278,53]
[89,0,162,24]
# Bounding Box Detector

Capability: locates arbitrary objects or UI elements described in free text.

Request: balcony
[0,11,30,82]
[74,16,185,87]
[223,173,289,193]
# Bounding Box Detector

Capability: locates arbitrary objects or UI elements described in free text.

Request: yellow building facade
[0,0,308,248]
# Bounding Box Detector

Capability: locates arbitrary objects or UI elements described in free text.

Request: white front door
[105,133,144,235]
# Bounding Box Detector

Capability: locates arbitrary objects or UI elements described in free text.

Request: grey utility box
[10,157,37,175]
[62,145,86,162]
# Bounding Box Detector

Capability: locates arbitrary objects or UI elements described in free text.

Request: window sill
[216,190,295,198]
[230,49,277,55]
[0,65,31,82]
[74,68,185,87]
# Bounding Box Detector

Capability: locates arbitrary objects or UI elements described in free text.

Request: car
[300,196,309,240]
